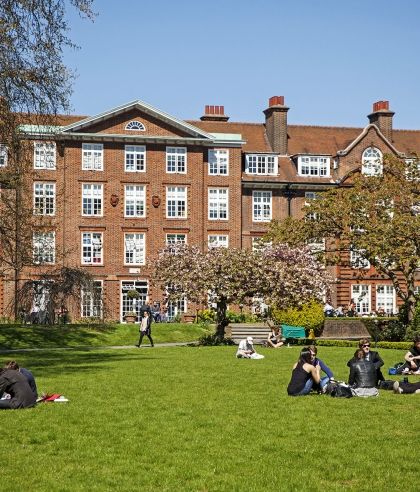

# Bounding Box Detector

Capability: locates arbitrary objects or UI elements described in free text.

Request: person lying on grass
[393,380,420,394]
[4,360,37,398]
[287,347,329,396]
[0,367,37,410]
[236,337,264,359]
[348,349,379,398]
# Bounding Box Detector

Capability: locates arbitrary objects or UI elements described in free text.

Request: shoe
[402,367,410,375]
[414,369,420,375]
[393,381,402,394]
[135,344,140,348]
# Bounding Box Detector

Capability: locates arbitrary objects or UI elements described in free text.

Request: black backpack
[326,381,353,398]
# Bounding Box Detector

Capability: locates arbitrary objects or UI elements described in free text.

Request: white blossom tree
[153,244,330,339]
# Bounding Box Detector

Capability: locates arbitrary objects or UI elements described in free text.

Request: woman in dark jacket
[0,368,37,409]
[348,349,378,397]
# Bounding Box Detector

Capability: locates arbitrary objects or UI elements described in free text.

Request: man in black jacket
[4,360,37,398]
[0,368,37,409]
[346,338,384,385]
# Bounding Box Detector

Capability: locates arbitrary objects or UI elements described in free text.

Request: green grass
[0,322,211,350]
[0,345,418,491]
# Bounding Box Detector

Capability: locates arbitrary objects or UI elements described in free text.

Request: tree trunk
[215,298,228,340]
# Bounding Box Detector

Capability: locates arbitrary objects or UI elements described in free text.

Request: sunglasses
[362,344,370,348]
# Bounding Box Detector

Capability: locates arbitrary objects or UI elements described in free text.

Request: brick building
[1,97,419,321]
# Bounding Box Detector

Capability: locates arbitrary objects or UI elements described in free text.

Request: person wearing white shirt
[236,337,264,359]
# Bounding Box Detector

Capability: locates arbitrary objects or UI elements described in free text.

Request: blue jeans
[295,376,329,396]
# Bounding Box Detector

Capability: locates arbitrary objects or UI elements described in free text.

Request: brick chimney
[368,100,394,142]
[200,105,229,122]
[263,96,289,154]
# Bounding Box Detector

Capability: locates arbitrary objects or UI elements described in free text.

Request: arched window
[125,121,145,131]
[362,147,382,176]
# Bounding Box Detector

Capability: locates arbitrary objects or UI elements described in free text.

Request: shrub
[405,300,420,341]
[197,333,235,346]
[271,300,324,336]
[197,309,215,323]
[362,318,406,342]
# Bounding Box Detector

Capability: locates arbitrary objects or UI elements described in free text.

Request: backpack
[325,381,353,398]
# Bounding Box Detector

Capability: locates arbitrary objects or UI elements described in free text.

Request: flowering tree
[153,244,330,339]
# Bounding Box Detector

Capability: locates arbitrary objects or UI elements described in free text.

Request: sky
[64,0,420,129]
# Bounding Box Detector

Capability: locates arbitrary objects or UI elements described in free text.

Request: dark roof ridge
[187,119,264,127]
[393,128,420,133]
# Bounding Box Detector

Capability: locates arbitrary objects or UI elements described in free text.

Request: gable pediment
[337,124,404,158]
[60,100,214,141]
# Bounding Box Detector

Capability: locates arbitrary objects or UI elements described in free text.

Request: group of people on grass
[236,332,420,397]
[0,360,38,410]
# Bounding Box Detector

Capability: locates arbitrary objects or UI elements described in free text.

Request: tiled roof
[188,120,271,152]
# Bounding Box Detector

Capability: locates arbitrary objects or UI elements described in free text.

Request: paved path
[0,341,197,354]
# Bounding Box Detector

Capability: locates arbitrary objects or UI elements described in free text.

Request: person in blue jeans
[309,346,334,380]
[287,347,329,396]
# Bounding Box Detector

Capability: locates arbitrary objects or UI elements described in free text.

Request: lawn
[0,344,418,491]
[0,322,211,350]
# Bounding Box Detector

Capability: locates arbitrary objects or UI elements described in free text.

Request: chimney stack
[368,100,394,142]
[200,105,229,122]
[264,96,289,154]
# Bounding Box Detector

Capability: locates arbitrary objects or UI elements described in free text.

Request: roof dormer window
[125,121,145,131]
[297,156,330,177]
[362,147,382,176]
[245,154,278,175]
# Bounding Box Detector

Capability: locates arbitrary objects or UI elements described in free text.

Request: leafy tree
[267,155,420,323]
[18,267,100,325]
[0,1,95,318]
[153,244,329,339]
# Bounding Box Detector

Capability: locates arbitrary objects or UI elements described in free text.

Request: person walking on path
[136,311,154,348]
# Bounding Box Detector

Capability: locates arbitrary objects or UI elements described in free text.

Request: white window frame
[33,231,55,264]
[82,143,103,171]
[166,234,187,245]
[124,185,146,218]
[208,188,229,220]
[166,186,187,219]
[0,145,7,167]
[81,280,103,318]
[124,233,146,266]
[208,149,229,175]
[376,285,396,315]
[298,156,330,177]
[33,182,56,216]
[34,142,56,170]
[351,284,371,315]
[252,190,272,222]
[166,147,187,174]
[245,154,278,175]
[362,147,383,176]
[125,145,146,172]
[121,280,149,323]
[305,192,320,221]
[82,183,103,217]
[82,232,103,265]
[125,121,145,131]
[208,234,229,248]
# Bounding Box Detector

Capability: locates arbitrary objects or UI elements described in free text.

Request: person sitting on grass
[0,367,37,410]
[348,349,379,397]
[346,338,384,385]
[4,360,37,398]
[287,347,329,396]
[393,380,420,394]
[400,335,420,375]
[266,326,284,348]
[309,346,334,381]
[236,337,264,359]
